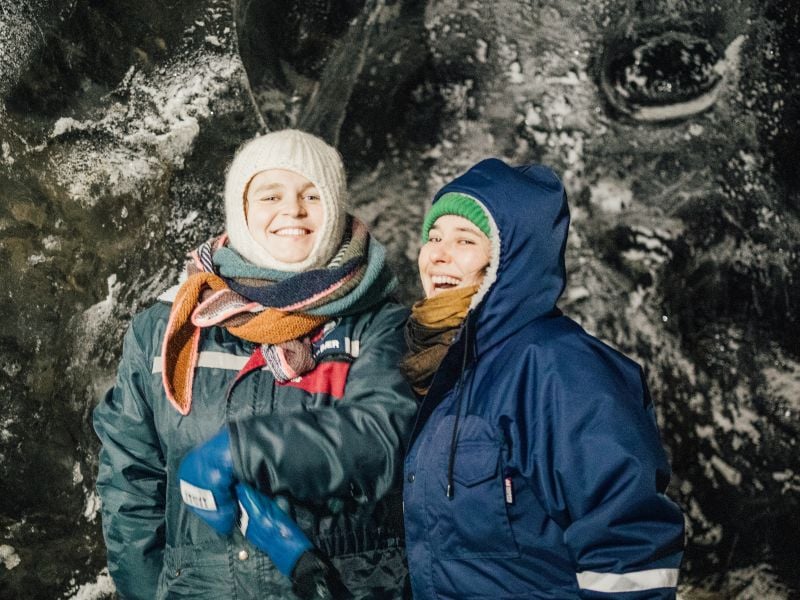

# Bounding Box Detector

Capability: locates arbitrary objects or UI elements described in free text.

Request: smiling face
[418,214,491,298]
[244,169,325,264]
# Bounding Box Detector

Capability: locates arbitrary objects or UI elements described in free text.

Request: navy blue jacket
[403,159,684,599]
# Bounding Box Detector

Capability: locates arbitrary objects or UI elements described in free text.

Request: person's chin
[274,251,311,264]
[266,239,315,262]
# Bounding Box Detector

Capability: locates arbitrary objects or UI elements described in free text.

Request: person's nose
[429,243,451,264]
[281,194,307,217]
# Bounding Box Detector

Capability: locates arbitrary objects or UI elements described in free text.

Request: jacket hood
[432,158,569,353]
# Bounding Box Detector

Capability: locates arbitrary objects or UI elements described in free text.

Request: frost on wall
[1,0,799,598]
[0,0,260,596]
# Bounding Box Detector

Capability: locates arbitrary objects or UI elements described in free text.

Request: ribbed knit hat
[224,129,348,271]
[421,192,491,242]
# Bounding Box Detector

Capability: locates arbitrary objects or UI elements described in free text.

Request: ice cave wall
[0,0,798,598]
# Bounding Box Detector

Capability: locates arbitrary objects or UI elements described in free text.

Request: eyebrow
[250,182,319,193]
[430,226,483,235]
[251,182,283,192]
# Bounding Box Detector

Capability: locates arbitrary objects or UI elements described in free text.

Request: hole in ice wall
[598,20,742,123]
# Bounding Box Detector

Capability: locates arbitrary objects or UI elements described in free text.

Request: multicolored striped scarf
[162,217,397,414]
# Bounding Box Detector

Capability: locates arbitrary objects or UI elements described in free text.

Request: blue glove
[178,427,237,535]
[236,482,313,576]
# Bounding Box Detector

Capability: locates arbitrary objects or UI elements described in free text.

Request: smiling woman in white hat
[94,129,416,600]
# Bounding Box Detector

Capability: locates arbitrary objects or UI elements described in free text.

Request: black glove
[291,550,353,600]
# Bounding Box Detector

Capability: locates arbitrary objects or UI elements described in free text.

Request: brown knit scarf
[400,285,478,396]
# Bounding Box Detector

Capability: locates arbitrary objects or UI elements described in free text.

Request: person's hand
[235,482,312,576]
[178,427,237,535]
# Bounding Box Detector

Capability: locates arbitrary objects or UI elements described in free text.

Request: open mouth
[431,275,461,291]
[271,227,313,237]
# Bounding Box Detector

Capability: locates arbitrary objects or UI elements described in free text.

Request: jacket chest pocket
[425,416,519,560]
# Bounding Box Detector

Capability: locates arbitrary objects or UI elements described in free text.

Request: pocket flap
[450,444,499,487]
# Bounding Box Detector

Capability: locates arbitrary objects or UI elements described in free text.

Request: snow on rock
[82,490,101,523]
[0,545,21,570]
[118,53,243,169]
[44,52,245,209]
[0,1,74,98]
[589,178,633,213]
[64,568,116,600]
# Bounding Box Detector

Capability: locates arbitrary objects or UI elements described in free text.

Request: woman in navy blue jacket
[401,158,685,599]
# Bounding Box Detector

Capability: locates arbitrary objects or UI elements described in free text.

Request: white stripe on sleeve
[152,352,249,374]
[576,568,679,593]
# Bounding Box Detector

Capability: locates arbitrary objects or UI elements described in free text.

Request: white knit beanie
[224,129,348,271]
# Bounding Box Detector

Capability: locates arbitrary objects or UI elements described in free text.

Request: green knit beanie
[421,192,491,242]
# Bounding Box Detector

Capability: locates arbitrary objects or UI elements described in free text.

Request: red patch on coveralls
[232,350,267,385]
[276,361,350,399]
